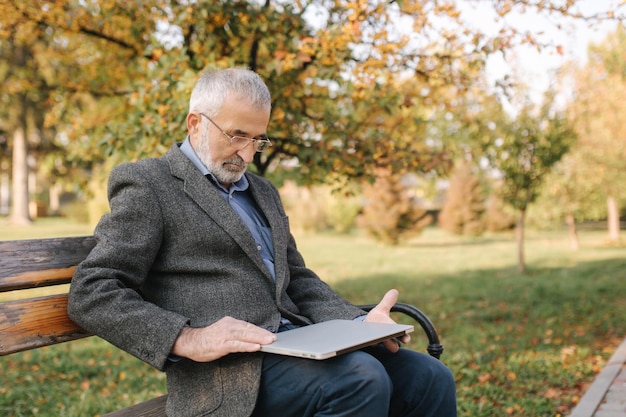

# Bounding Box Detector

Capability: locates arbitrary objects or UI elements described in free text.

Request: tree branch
[13,0,144,57]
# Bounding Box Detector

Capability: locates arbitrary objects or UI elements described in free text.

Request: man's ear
[187,113,201,134]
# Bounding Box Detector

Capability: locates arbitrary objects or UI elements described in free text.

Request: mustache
[223,156,245,166]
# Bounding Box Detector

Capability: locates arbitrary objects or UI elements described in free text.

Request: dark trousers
[252,346,457,417]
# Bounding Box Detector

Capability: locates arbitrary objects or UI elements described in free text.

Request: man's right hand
[171,316,277,362]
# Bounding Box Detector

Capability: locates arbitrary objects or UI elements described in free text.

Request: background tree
[439,160,486,236]
[357,168,432,245]
[483,192,516,233]
[476,94,576,272]
[66,0,471,182]
[565,24,626,245]
[1,0,624,225]
[0,19,45,224]
[0,1,164,222]
[531,150,606,250]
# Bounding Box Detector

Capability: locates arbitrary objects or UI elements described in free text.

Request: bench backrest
[0,236,96,356]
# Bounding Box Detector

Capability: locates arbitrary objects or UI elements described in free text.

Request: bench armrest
[357,303,443,359]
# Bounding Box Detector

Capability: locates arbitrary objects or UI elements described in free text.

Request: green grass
[0,217,94,240]
[1,223,624,417]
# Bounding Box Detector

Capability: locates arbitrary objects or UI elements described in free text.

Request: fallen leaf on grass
[478,373,492,383]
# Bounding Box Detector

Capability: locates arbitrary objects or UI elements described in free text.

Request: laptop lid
[260,319,414,360]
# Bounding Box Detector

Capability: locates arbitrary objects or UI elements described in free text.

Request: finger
[381,338,400,353]
[224,339,268,354]
[364,289,400,324]
[376,289,399,314]
[233,327,276,345]
[226,320,276,345]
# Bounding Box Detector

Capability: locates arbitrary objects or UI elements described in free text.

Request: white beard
[196,121,247,186]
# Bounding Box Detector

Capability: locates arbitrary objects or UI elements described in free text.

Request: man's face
[189,95,270,188]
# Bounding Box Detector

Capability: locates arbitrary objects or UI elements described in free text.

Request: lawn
[1,219,625,416]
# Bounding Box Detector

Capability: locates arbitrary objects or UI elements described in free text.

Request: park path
[569,337,626,417]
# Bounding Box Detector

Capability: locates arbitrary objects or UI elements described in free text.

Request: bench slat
[0,293,91,355]
[0,266,76,293]
[0,236,96,292]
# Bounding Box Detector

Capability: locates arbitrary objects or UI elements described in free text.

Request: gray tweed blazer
[68,143,365,417]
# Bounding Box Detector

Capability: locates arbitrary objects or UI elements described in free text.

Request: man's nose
[237,144,257,163]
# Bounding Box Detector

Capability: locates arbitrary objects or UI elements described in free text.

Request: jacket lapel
[165,144,273,282]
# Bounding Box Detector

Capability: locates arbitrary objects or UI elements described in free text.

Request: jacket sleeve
[68,162,189,371]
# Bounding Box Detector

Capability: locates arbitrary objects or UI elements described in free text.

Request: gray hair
[189,67,272,116]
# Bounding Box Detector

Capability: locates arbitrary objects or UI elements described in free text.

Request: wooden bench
[0,236,444,416]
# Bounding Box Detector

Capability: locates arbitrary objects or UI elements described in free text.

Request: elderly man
[68,67,457,417]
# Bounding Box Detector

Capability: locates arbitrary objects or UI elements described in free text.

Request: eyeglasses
[199,113,272,152]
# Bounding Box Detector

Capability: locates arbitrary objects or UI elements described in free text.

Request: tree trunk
[49,182,61,215]
[565,212,579,251]
[516,209,526,273]
[607,195,620,245]
[9,123,32,225]
[0,162,9,216]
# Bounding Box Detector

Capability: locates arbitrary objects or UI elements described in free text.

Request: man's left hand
[364,289,411,353]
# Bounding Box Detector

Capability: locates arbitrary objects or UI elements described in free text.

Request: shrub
[484,193,517,232]
[280,182,361,234]
[439,161,486,236]
[357,169,431,245]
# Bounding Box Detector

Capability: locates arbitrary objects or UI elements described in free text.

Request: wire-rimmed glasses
[200,113,272,152]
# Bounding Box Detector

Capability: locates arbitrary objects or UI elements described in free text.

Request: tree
[478,96,576,272]
[59,0,473,181]
[439,160,486,236]
[0,36,42,224]
[532,150,606,250]
[565,25,626,245]
[357,168,432,245]
[483,192,516,233]
[0,1,163,222]
[1,0,623,223]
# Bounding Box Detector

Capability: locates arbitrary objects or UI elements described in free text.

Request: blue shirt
[180,138,276,281]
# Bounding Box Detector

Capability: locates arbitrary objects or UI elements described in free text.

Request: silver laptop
[260,319,414,360]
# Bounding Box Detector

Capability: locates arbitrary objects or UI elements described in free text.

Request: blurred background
[0,1,625,416]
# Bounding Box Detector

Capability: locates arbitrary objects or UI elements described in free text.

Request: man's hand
[364,289,411,353]
[171,316,276,362]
